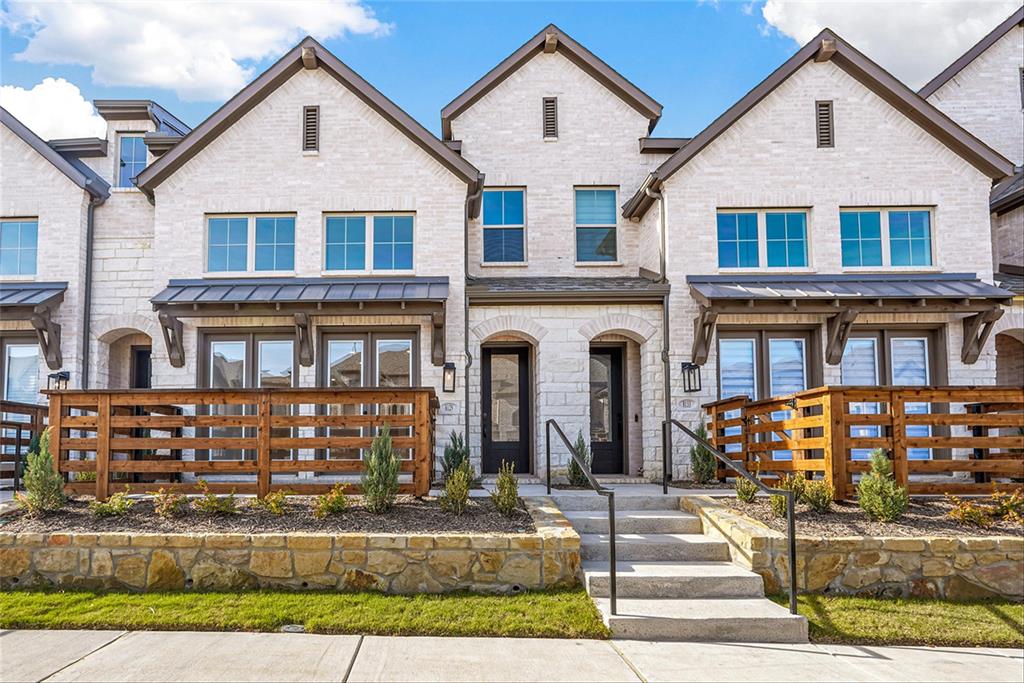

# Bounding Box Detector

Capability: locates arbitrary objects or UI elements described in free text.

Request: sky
[0,0,1020,141]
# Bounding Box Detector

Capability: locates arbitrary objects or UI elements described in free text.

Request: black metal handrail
[663,418,798,615]
[544,419,617,616]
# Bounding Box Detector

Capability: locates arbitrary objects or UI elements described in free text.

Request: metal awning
[686,274,1014,367]
[0,281,67,369]
[151,277,450,369]
[467,276,669,304]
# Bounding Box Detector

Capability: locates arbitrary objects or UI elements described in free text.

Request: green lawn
[771,594,1024,648]
[0,588,608,639]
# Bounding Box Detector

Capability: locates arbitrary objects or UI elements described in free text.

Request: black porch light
[442,362,457,393]
[680,362,702,393]
[47,370,70,390]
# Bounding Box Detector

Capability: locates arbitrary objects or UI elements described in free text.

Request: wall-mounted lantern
[47,370,70,391]
[442,362,457,393]
[680,362,702,393]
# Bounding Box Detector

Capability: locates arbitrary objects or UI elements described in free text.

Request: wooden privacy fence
[43,387,438,500]
[1,399,48,490]
[704,386,1024,500]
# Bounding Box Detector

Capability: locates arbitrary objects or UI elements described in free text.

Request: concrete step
[583,561,764,599]
[564,510,701,534]
[594,597,808,643]
[579,534,730,562]
[551,494,682,512]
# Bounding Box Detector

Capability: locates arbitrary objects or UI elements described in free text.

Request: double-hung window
[717,210,809,269]
[117,134,146,188]
[323,214,414,273]
[255,217,295,271]
[0,220,38,275]
[840,208,933,268]
[325,216,366,271]
[575,188,617,262]
[206,215,295,274]
[482,189,525,263]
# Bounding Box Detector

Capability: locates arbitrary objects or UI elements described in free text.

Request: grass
[0,588,608,639]
[771,594,1024,648]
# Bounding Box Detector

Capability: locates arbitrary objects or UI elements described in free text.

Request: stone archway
[93,315,158,389]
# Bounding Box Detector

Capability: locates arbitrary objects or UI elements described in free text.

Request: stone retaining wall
[0,498,580,594]
[682,496,1023,601]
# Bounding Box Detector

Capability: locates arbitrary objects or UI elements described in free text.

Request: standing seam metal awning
[0,281,67,370]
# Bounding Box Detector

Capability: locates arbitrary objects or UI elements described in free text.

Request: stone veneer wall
[0,499,580,594]
[683,496,1024,601]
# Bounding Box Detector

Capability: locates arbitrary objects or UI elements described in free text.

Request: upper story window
[482,189,525,263]
[575,188,617,263]
[372,216,414,271]
[0,220,38,276]
[206,215,295,274]
[717,210,809,269]
[325,216,366,271]
[840,208,932,268]
[323,214,414,273]
[117,134,146,188]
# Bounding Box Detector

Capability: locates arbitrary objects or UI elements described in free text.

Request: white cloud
[760,0,1021,89]
[0,77,106,140]
[2,1,392,101]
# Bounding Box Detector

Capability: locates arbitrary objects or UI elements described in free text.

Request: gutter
[464,175,485,466]
[645,185,674,481]
[81,193,104,388]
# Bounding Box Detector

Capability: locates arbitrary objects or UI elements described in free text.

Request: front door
[589,346,625,474]
[481,347,530,474]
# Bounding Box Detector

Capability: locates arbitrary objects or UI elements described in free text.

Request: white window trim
[204,213,297,278]
[321,212,416,276]
[840,206,938,273]
[115,132,147,191]
[0,218,39,280]
[480,187,528,266]
[715,208,815,273]
[574,186,622,266]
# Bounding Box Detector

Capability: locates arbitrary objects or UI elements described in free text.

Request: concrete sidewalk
[1,630,1021,682]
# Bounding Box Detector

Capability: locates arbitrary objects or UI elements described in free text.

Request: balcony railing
[43,387,438,500]
[704,386,1024,500]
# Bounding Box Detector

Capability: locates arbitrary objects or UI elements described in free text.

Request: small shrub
[689,422,717,485]
[440,461,471,516]
[253,489,290,515]
[89,486,135,518]
[491,460,519,517]
[778,474,808,504]
[803,480,834,513]
[945,494,993,528]
[313,484,349,519]
[567,431,592,487]
[15,428,66,515]
[857,449,909,523]
[362,425,400,514]
[150,488,187,518]
[735,477,759,504]
[990,489,1024,524]
[75,470,97,482]
[192,479,239,515]
[769,494,788,518]
[441,432,469,481]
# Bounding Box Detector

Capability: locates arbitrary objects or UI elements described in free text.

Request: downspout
[645,183,673,481]
[464,175,485,462]
[81,190,104,389]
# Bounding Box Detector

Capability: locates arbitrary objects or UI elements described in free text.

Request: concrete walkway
[2,630,1021,682]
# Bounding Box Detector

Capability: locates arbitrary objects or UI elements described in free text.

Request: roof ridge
[919,6,1024,98]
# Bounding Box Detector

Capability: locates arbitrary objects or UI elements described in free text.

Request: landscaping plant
[440,460,471,516]
[441,432,469,481]
[150,488,187,518]
[75,471,97,482]
[313,484,349,519]
[778,474,808,504]
[491,459,519,517]
[944,494,993,528]
[253,489,290,515]
[688,422,717,484]
[89,486,135,518]
[362,425,400,513]
[192,479,239,515]
[857,449,909,522]
[769,493,788,518]
[735,476,759,503]
[803,480,834,513]
[990,489,1024,524]
[567,431,592,487]
[15,428,65,515]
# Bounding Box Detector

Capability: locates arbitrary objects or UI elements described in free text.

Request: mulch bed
[0,496,535,535]
[668,479,733,490]
[729,497,1023,538]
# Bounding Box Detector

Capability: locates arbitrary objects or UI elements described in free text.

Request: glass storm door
[481,347,530,475]
[589,347,624,474]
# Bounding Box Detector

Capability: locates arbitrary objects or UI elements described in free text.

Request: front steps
[553,493,807,643]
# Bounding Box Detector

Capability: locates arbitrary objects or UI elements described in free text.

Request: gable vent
[542,97,558,139]
[815,100,834,148]
[303,106,319,152]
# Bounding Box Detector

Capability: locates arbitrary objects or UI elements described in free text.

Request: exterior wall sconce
[442,362,456,393]
[680,362,701,393]
[47,370,70,391]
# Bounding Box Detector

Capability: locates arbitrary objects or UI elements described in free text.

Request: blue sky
[1,1,1018,140]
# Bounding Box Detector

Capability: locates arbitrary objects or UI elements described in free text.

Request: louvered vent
[303,106,319,152]
[815,100,834,148]
[542,97,558,139]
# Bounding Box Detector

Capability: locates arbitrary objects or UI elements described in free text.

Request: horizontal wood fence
[704,386,1024,501]
[43,388,437,500]
[1,400,48,490]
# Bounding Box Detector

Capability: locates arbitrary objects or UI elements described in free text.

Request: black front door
[481,346,530,474]
[589,346,624,474]
[130,346,152,389]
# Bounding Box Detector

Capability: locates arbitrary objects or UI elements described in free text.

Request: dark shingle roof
[994,265,1024,296]
[991,167,1024,215]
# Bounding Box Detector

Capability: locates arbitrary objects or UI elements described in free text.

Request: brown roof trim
[143,132,183,158]
[136,37,482,204]
[919,7,1024,98]
[440,24,662,140]
[94,99,191,135]
[639,137,690,154]
[623,28,1016,220]
[46,137,108,157]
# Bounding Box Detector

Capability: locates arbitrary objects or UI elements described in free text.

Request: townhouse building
[0,19,1016,483]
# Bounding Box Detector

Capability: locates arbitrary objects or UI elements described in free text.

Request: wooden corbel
[544,31,558,53]
[431,307,446,367]
[294,312,314,367]
[961,308,1003,364]
[691,306,718,366]
[825,308,858,364]
[29,308,62,370]
[301,46,318,69]
[158,311,185,368]
[815,38,837,62]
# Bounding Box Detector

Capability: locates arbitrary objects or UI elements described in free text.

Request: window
[575,188,617,262]
[372,216,414,270]
[840,211,883,267]
[325,216,366,271]
[840,337,881,460]
[891,337,932,461]
[207,217,249,272]
[302,106,319,152]
[482,189,525,263]
[255,217,295,271]
[118,135,146,188]
[840,208,932,268]
[815,100,834,148]
[542,97,558,139]
[888,210,932,266]
[2,340,38,403]
[206,215,295,274]
[717,213,759,268]
[0,220,38,275]
[765,212,808,267]
[717,210,809,269]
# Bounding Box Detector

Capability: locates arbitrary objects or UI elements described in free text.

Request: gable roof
[136,36,483,204]
[440,24,663,140]
[919,7,1024,99]
[1,107,110,201]
[623,28,1016,219]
